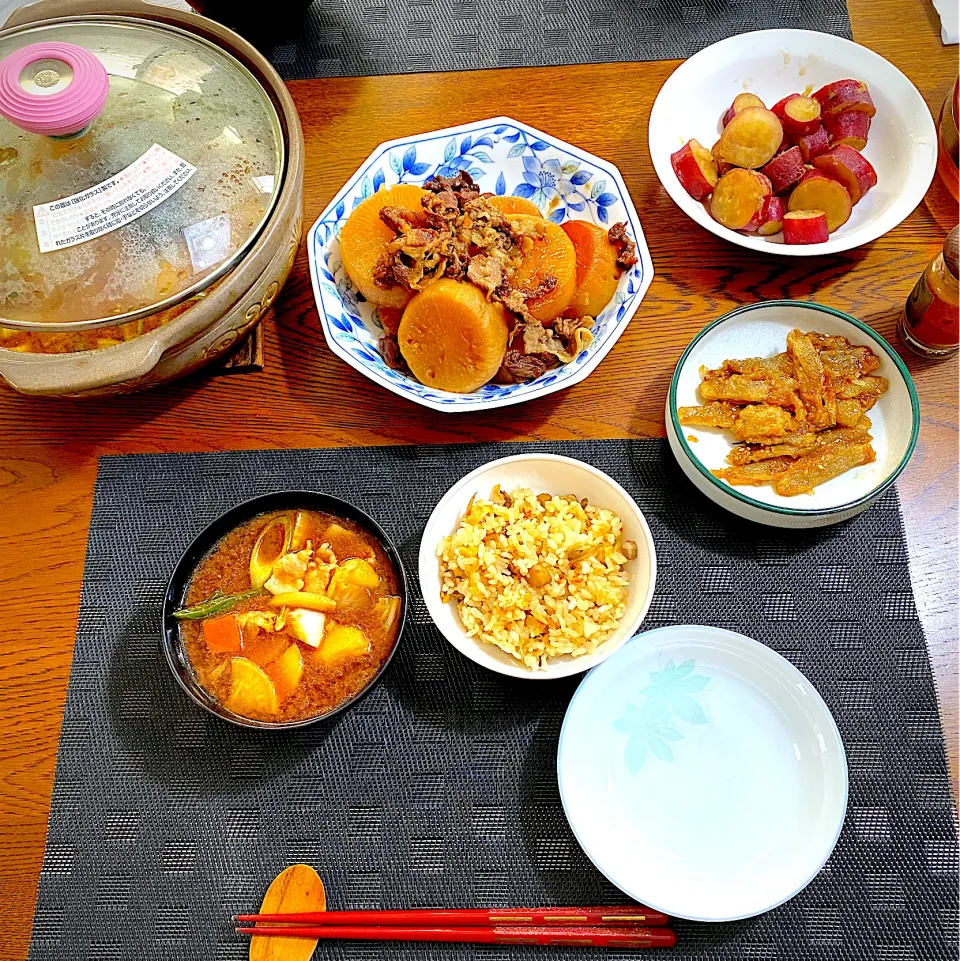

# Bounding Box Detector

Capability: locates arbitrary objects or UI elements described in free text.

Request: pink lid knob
[0,41,108,137]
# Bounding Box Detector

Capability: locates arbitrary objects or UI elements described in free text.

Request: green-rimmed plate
[665,300,919,529]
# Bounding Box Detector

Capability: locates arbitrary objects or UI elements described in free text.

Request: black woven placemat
[29,441,957,961]
[263,0,851,79]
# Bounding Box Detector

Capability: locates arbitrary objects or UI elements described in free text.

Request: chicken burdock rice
[338,171,638,393]
[437,485,636,670]
[678,329,888,496]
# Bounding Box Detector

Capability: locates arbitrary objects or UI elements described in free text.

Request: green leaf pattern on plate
[613,659,710,773]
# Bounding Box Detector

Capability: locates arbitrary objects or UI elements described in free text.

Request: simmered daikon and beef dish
[174,509,403,723]
[339,171,639,393]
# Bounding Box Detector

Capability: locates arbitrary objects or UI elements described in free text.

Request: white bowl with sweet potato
[649,30,937,255]
[665,301,919,528]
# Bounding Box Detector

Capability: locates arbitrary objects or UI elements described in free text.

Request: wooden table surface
[1,2,957,957]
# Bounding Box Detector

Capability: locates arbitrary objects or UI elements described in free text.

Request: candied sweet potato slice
[719,107,784,169]
[761,146,805,195]
[758,196,786,236]
[561,220,621,316]
[782,209,829,245]
[670,139,719,201]
[773,441,876,496]
[812,144,878,205]
[339,184,428,308]
[508,214,577,321]
[780,95,822,137]
[796,125,831,162]
[789,170,852,232]
[812,79,876,119]
[398,279,509,392]
[824,111,872,150]
[710,169,772,231]
[771,94,801,120]
[711,140,734,176]
[722,92,766,126]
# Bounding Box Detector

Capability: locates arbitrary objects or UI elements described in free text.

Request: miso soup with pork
[175,510,402,722]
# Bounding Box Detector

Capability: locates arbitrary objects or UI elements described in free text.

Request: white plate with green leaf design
[557,625,848,922]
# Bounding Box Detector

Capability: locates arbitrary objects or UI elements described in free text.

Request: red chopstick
[234,905,670,927]
[236,923,676,948]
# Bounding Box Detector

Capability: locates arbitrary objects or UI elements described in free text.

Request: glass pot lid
[0,18,283,331]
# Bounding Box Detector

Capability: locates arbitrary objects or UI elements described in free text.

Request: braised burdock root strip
[175,510,402,722]
[339,171,638,392]
[678,329,888,495]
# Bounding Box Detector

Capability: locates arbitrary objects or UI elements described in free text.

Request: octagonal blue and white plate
[307,117,654,413]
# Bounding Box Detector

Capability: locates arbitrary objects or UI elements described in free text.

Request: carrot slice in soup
[265,645,304,702]
[202,613,243,653]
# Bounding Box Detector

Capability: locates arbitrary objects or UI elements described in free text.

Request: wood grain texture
[249,864,326,961]
[0,6,956,960]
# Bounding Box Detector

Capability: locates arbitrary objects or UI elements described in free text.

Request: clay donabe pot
[0,0,303,396]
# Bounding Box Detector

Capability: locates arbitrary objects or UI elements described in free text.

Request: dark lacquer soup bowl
[162,491,408,730]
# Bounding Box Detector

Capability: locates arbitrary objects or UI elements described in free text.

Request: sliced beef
[495,349,551,383]
[608,221,639,270]
[379,205,422,233]
[379,335,409,372]
[424,170,481,204]
[466,255,505,297]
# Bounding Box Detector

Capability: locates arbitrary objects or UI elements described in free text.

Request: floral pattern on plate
[614,659,711,771]
[307,117,654,413]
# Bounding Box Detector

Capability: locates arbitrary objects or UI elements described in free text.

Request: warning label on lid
[33,144,196,253]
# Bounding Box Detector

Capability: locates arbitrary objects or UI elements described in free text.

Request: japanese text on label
[33,144,197,253]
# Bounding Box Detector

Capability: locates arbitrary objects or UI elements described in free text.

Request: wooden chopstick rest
[248,864,326,961]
